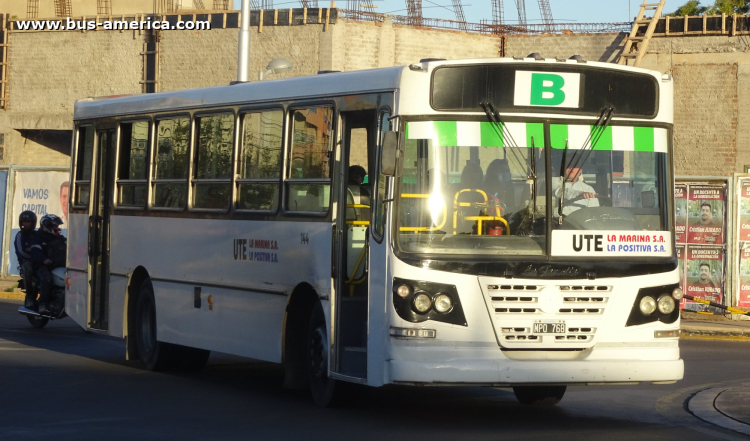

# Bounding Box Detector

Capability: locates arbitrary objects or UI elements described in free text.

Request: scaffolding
[27,0,39,19]
[54,0,73,17]
[98,0,112,15]
[213,0,229,10]
[451,0,467,31]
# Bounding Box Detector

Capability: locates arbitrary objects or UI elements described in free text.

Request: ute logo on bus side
[232,238,279,263]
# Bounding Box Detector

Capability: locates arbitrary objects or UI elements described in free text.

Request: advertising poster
[674,184,687,243]
[676,244,686,309]
[683,245,724,311]
[687,185,724,245]
[740,180,750,242]
[739,246,750,308]
[8,170,70,275]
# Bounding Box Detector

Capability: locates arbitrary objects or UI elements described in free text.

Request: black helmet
[19,211,37,231]
[39,214,64,235]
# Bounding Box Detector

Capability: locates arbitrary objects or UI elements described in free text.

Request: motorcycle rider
[14,211,38,309]
[30,214,66,315]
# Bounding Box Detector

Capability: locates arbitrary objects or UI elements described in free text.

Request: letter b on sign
[514,71,581,108]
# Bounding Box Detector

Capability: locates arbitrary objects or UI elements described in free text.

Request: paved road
[0,298,748,441]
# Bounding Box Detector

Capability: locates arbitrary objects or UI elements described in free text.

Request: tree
[668,0,707,16]
[668,0,749,15]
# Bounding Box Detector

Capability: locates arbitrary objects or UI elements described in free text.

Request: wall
[0,0,154,20]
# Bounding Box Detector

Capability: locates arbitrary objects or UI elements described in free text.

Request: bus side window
[73,126,95,207]
[152,116,190,209]
[237,109,283,212]
[117,120,149,208]
[193,112,234,210]
[285,106,334,214]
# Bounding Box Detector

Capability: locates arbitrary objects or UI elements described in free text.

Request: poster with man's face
[676,244,686,309]
[674,185,687,243]
[739,247,750,308]
[683,245,724,311]
[687,185,724,245]
[739,180,750,242]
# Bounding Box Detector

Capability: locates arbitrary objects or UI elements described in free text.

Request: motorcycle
[17,267,67,329]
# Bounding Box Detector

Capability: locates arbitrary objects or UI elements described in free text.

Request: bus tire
[135,279,179,371]
[512,385,567,405]
[307,301,338,407]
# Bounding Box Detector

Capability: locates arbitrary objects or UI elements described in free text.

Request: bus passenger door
[88,128,115,331]
[333,110,377,380]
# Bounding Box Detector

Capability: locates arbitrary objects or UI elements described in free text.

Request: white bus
[68,56,683,406]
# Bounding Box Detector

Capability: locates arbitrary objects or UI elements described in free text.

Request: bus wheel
[135,279,178,371]
[27,315,49,329]
[512,386,567,405]
[307,301,337,406]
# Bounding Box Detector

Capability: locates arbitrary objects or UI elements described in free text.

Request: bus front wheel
[134,279,179,371]
[512,386,567,405]
[307,301,338,406]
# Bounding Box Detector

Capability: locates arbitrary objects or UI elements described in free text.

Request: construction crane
[452,0,468,31]
[495,0,553,28]
[406,0,423,26]
[491,0,503,28]
[515,0,526,25]
[213,0,229,9]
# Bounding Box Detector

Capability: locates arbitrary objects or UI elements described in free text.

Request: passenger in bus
[29,214,66,315]
[483,158,516,217]
[553,166,599,216]
[346,165,370,221]
[15,210,38,309]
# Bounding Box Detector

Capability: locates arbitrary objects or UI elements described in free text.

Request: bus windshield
[396,120,670,256]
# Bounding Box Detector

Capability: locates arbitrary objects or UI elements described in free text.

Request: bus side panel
[108,216,332,360]
[108,275,128,338]
[66,212,90,330]
[153,281,288,361]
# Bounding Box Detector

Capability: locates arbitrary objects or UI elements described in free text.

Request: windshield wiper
[558,107,615,223]
[479,102,530,180]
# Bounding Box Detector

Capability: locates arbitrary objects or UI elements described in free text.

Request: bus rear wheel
[134,279,179,371]
[512,386,567,405]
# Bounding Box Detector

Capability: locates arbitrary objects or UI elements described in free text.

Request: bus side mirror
[380,131,400,177]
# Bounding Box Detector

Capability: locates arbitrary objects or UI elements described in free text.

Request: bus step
[340,346,367,378]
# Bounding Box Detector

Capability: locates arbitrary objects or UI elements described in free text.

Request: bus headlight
[672,287,684,300]
[412,292,432,314]
[396,284,412,298]
[639,296,656,315]
[433,293,453,314]
[657,295,675,314]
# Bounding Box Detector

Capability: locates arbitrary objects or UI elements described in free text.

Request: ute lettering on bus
[233,238,279,263]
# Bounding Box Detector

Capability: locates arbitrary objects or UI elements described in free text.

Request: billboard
[8,170,69,275]
[687,185,725,245]
[683,245,724,311]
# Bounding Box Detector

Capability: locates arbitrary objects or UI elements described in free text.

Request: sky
[234,0,693,25]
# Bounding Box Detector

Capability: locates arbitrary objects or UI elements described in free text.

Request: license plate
[533,322,566,334]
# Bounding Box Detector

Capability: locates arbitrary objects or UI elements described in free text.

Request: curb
[0,292,23,300]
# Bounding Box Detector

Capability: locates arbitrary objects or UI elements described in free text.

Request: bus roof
[74,57,666,121]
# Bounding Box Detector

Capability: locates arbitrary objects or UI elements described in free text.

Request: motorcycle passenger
[30,214,65,315]
[14,211,38,309]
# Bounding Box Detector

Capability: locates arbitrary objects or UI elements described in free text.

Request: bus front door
[333,110,377,380]
[88,128,115,331]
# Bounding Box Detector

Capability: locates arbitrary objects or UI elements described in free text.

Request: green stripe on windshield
[634,126,655,152]
[550,124,568,149]
[433,121,457,146]
[591,126,613,150]
[480,121,504,147]
[526,123,544,148]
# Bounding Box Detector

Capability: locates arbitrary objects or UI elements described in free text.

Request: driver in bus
[553,166,599,216]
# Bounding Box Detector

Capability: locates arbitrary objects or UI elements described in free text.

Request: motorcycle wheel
[27,314,49,329]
